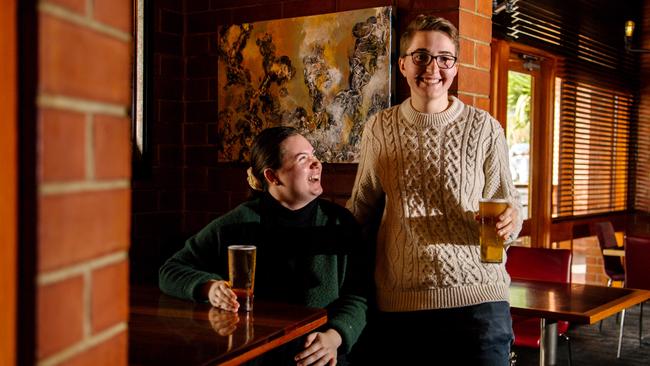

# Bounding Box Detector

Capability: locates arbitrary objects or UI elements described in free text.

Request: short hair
[249,126,300,191]
[399,15,459,57]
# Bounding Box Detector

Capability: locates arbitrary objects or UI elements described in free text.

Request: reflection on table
[510,279,650,366]
[129,286,327,366]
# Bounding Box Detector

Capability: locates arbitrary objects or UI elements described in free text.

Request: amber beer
[479,199,509,263]
[228,245,257,311]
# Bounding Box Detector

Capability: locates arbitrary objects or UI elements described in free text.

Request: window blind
[493,0,642,217]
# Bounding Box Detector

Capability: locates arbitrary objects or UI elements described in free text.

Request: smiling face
[399,30,458,113]
[266,134,323,210]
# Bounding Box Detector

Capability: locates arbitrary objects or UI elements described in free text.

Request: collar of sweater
[399,96,464,128]
[260,191,318,227]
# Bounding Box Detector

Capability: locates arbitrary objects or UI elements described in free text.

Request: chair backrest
[506,246,572,283]
[592,221,626,278]
[593,221,618,250]
[625,236,650,290]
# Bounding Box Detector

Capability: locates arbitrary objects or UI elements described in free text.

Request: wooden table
[603,248,625,257]
[510,279,650,366]
[129,286,328,366]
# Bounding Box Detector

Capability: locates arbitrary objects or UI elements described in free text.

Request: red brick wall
[36,1,131,364]
[132,0,495,282]
[457,0,492,110]
[573,236,610,285]
[0,0,18,364]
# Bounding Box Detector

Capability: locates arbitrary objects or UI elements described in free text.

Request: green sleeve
[325,218,370,354]
[158,219,228,301]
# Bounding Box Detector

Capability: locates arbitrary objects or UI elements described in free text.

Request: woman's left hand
[496,205,518,240]
[294,329,342,366]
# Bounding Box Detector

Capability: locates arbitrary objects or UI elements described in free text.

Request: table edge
[216,315,328,366]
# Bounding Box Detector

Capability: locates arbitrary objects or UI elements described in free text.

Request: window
[507,70,533,219]
[491,41,555,247]
[493,0,641,246]
[554,80,633,217]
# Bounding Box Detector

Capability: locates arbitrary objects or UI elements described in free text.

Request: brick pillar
[36,1,131,364]
[457,0,492,109]
[394,0,493,109]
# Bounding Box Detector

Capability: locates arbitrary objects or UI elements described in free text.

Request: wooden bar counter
[129,286,327,366]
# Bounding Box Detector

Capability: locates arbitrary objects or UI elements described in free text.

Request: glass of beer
[479,198,509,263]
[228,245,256,311]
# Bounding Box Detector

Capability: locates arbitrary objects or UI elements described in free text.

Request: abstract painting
[217,7,393,163]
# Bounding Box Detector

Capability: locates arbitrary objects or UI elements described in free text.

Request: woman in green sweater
[159,126,367,366]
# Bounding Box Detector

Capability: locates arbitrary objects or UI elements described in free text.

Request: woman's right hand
[203,280,239,312]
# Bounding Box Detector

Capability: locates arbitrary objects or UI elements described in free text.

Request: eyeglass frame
[402,51,458,69]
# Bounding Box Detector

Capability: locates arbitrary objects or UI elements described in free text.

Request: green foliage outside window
[507,71,531,146]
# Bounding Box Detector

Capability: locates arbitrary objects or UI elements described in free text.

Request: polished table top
[509,279,650,324]
[129,286,327,366]
[603,248,625,257]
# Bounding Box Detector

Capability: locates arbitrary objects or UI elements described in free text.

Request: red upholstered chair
[616,236,650,357]
[506,246,573,365]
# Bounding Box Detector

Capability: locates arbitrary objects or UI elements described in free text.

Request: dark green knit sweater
[159,193,368,353]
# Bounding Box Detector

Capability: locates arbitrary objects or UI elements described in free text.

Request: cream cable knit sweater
[347,97,523,312]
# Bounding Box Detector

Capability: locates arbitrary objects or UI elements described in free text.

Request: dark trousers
[353,301,513,366]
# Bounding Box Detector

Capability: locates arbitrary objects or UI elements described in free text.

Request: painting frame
[132,0,153,178]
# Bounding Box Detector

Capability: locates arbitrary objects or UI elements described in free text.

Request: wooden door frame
[490,39,556,248]
[0,0,17,364]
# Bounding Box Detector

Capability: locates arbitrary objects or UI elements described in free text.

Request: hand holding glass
[228,245,256,311]
[479,199,509,263]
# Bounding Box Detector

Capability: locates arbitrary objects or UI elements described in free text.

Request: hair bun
[246,167,264,191]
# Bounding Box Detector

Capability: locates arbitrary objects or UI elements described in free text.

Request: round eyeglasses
[404,51,457,69]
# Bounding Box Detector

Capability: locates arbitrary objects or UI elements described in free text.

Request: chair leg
[640,302,645,345]
[560,334,572,366]
[617,309,626,358]
[509,351,517,366]
[599,319,603,332]
[600,278,614,332]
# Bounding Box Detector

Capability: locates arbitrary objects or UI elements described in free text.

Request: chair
[592,222,626,287]
[593,221,627,340]
[506,246,573,365]
[616,236,650,357]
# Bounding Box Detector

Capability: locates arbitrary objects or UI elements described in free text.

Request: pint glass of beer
[479,199,509,263]
[228,245,256,311]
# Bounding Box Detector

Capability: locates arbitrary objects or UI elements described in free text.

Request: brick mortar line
[85,115,95,181]
[37,322,127,366]
[86,0,93,18]
[37,94,128,117]
[459,5,491,17]
[459,35,491,46]
[457,91,490,98]
[38,1,131,42]
[459,7,492,20]
[458,63,490,72]
[39,180,130,195]
[37,251,128,285]
[82,271,92,338]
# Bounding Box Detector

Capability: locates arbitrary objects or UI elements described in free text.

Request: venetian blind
[493,0,642,217]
